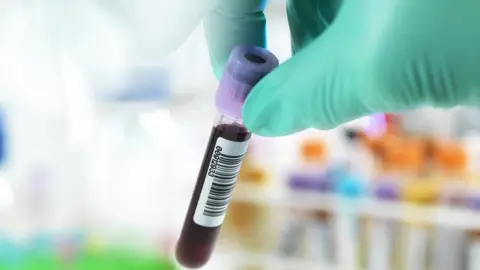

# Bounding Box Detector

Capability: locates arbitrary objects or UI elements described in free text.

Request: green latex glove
[202,0,480,136]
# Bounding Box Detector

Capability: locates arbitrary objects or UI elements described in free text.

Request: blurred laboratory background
[1,1,480,270]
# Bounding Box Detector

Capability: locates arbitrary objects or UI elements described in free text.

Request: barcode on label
[194,137,249,227]
[203,151,243,217]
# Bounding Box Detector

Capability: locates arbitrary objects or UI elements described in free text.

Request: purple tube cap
[215,45,279,120]
[288,174,332,193]
[469,193,480,211]
[374,181,399,201]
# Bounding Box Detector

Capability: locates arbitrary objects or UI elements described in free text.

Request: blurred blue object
[334,172,365,199]
[100,66,171,102]
[333,170,364,247]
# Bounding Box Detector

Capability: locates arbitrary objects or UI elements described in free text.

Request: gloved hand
[203,0,480,137]
[111,0,480,136]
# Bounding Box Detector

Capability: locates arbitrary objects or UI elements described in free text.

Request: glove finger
[287,0,342,53]
[243,20,371,136]
[203,0,268,79]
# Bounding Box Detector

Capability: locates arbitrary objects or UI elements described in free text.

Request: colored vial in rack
[175,45,278,269]
[287,138,331,192]
[343,128,420,180]
[340,127,374,269]
[401,174,438,270]
[433,139,468,204]
[334,171,365,198]
[432,140,469,270]
[368,180,400,270]
[279,138,334,261]
[334,170,365,270]
[304,166,334,264]
[383,137,427,178]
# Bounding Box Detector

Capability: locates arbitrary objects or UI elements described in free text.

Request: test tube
[431,141,468,270]
[334,172,365,270]
[287,138,330,191]
[432,187,468,270]
[278,139,332,259]
[175,45,278,268]
[280,172,333,260]
[303,177,334,263]
[368,180,399,270]
[401,178,437,270]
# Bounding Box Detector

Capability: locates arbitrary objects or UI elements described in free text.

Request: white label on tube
[369,220,393,270]
[194,137,248,227]
[405,226,428,270]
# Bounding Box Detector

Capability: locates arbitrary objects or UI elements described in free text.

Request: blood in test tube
[175,45,278,268]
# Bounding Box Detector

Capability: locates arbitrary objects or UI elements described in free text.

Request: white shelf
[211,251,336,270]
[231,184,480,230]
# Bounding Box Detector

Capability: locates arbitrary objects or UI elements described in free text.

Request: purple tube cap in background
[469,192,480,211]
[288,174,332,193]
[374,181,399,201]
[216,45,279,120]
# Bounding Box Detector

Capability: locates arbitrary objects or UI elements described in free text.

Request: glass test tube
[282,171,333,260]
[368,180,399,270]
[175,45,278,268]
[431,141,468,270]
[335,172,365,270]
[402,178,437,270]
[279,139,332,259]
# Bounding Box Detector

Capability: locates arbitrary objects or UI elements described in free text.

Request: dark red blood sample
[176,123,251,268]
